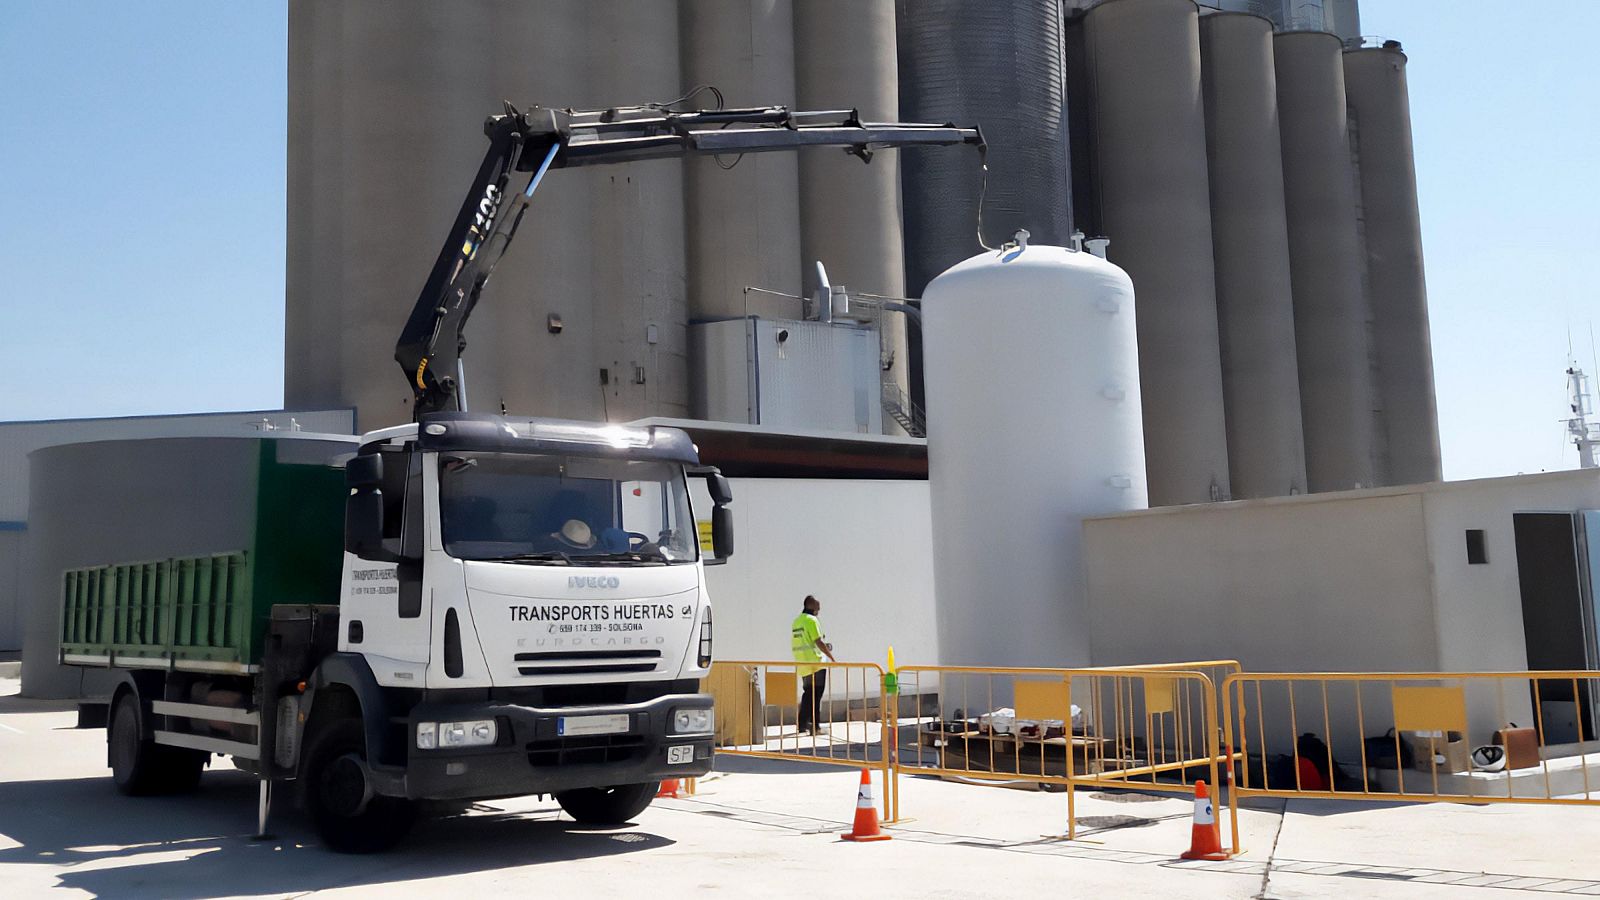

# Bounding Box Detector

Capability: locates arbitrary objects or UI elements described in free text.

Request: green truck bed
[56,437,348,673]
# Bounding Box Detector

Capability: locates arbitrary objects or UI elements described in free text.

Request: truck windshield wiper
[490,551,574,565]
[578,551,670,565]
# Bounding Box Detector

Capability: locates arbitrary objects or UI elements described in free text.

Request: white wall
[701,478,936,676]
[1419,471,1600,736]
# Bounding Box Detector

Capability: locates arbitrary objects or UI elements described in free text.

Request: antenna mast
[1567,362,1600,469]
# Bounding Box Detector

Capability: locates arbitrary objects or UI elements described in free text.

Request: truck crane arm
[396,103,985,419]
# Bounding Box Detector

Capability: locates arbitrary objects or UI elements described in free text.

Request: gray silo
[1345,46,1443,485]
[585,1,691,423]
[287,1,497,429]
[1273,31,1379,491]
[286,1,689,428]
[1085,0,1232,506]
[793,0,912,430]
[896,0,1073,296]
[680,0,802,321]
[897,0,1071,416]
[480,0,607,424]
[1199,12,1308,498]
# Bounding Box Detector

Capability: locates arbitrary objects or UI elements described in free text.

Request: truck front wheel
[109,692,205,796]
[555,783,657,824]
[303,718,416,853]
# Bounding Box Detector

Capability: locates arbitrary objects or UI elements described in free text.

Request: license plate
[667,744,695,765]
[558,714,630,737]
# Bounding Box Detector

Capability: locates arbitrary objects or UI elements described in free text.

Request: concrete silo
[479,0,604,424]
[679,0,802,322]
[585,1,691,423]
[1199,12,1307,498]
[287,1,497,429]
[1273,30,1379,491]
[793,0,911,430]
[1345,45,1443,485]
[285,1,689,428]
[1084,0,1231,506]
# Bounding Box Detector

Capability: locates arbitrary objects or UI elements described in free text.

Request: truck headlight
[417,719,497,749]
[672,708,713,734]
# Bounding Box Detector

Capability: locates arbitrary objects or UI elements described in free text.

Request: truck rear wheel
[555,783,657,824]
[109,692,205,796]
[304,718,416,853]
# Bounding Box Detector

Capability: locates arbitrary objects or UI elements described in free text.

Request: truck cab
[310,412,731,848]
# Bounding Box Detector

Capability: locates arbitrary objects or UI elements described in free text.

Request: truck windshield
[437,453,698,564]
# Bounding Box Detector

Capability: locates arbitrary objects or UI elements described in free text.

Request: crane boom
[396,103,984,418]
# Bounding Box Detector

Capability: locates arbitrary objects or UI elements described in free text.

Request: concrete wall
[1084,468,1600,678]
[0,532,20,652]
[1084,490,1435,672]
[703,478,936,673]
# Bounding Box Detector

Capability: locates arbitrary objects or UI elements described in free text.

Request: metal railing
[1223,671,1600,815]
[706,660,898,820]
[893,664,1235,849]
[699,657,1600,856]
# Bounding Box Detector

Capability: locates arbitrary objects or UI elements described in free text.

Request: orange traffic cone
[1180,780,1229,860]
[841,769,892,842]
[656,778,682,799]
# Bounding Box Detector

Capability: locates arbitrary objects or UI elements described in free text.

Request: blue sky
[2,1,1596,480]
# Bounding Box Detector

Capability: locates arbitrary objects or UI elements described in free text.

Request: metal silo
[1199,12,1307,498]
[1274,31,1379,491]
[896,0,1073,295]
[679,0,802,322]
[1085,0,1231,506]
[924,243,1147,667]
[1345,45,1443,485]
[793,0,911,432]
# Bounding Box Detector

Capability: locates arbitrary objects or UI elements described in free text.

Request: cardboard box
[1405,730,1470,774]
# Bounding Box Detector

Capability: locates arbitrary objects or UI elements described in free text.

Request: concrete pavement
[2,674,1597,898]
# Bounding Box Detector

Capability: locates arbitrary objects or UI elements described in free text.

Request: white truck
[60,102,981,851]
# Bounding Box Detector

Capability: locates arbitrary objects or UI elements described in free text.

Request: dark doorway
[1512,512,1597,743]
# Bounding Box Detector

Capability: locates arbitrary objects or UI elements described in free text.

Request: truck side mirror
[345,456,399,562]
[709,504,734,564]
[347,453,382,488]
[707,473,732,506]
[695,467,733,565]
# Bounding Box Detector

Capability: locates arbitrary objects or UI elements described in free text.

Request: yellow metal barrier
[894,664,1237,852]
[705,660,897,820]
[1223,671,1600,815]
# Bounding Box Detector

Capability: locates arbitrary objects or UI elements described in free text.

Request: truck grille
[514,650,661,677]
[526,734,648,768]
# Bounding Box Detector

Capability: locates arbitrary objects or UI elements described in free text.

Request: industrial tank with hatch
[922,237,1148,668]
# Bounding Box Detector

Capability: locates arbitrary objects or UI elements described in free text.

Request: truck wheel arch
[303,653,395,770]
[104,671,166,765]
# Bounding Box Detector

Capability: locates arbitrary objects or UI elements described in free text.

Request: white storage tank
[923,240,1148,668]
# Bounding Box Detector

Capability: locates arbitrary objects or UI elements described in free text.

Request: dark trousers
[798,669,827,731]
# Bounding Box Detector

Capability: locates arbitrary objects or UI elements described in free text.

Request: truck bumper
[389,692,715,802]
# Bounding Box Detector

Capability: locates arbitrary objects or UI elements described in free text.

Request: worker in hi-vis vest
[791,595,836,735]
